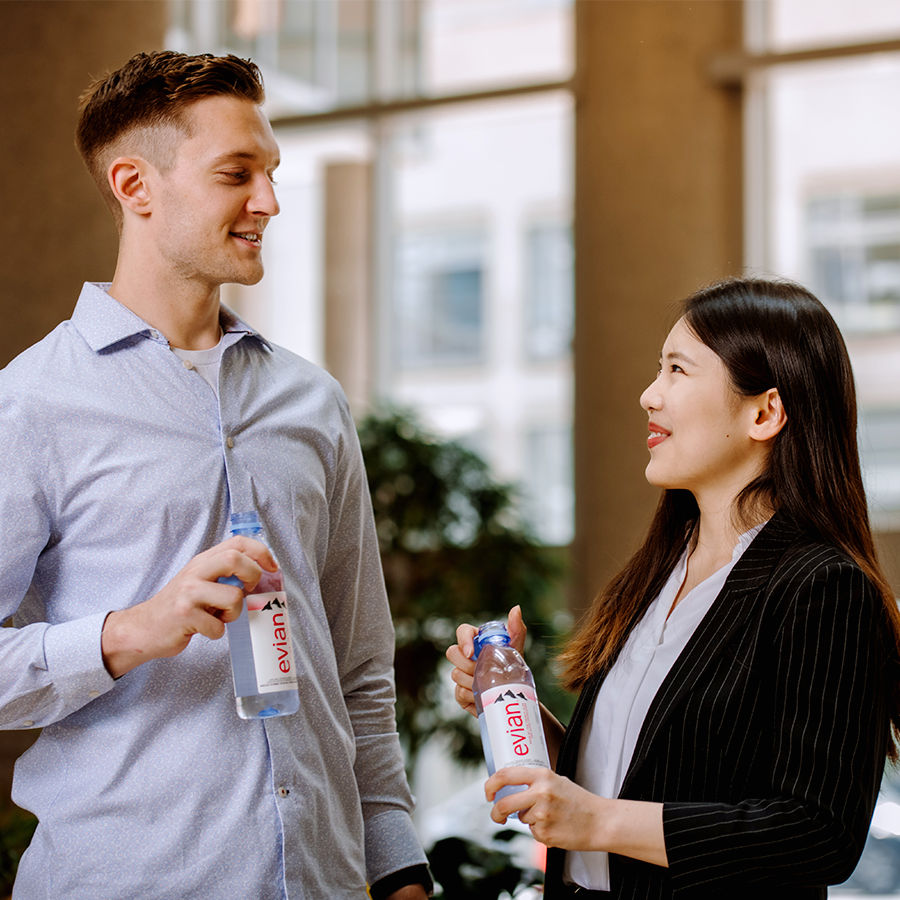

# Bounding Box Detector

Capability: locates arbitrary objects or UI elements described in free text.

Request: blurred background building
[167,0,577,548]
[2,0,900,895]
[3,0,898,591]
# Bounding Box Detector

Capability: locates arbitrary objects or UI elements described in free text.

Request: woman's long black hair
[559,277,900,759]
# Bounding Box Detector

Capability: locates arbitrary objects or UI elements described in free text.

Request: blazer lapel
[619,513,799,796]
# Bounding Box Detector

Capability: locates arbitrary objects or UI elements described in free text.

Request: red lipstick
[647,421,670,449]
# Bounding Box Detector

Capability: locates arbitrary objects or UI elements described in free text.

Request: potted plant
[358,407,574,770]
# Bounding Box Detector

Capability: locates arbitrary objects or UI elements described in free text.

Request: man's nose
[250,178,280,218]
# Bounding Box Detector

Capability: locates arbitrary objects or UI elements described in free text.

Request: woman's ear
[107,156,153,216]
[749,387,787,442]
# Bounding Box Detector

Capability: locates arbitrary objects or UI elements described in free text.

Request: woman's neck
[691,495,772,573]
[694,484,773,548]
[671,499,772,615]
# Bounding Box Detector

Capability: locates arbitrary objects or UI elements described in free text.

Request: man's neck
[109,260,224,351]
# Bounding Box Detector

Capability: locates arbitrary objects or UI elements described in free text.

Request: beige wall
[572,0,744,609]
[0,0,167,368]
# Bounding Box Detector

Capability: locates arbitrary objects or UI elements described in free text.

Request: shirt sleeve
[319,396,430,886]
[0,394,116,730]
[662,560,890,893]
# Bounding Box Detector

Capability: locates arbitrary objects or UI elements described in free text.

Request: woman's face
[639,318,766,507]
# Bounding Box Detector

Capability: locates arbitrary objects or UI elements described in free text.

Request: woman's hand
[445,605,527,717]
[487,766,668,867]
[486,766,605,850]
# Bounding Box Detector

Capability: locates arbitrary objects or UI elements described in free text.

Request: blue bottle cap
[473,620,511,659]
[230,511,260,527]
[229,511,262,536]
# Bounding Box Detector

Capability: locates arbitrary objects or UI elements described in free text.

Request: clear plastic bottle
[220,511,300,719]
[473,620,550,805]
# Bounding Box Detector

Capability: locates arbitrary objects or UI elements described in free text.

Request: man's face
[147,95,280,291]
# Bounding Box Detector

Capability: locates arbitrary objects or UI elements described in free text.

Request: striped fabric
[545,512,892,899]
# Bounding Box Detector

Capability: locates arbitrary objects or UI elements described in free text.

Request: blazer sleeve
[662,558,891,893]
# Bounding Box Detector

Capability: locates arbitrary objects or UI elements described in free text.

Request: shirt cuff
[365,808,430,889]
[369,864,433,899]
[42,611,116,713]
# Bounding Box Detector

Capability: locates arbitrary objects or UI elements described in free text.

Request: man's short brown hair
[76,51,265,224]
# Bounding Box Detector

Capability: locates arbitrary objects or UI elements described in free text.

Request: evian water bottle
[473,620,550,806]
[220,511,300,719]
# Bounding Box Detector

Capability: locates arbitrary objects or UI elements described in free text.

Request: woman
[447,277,900,899]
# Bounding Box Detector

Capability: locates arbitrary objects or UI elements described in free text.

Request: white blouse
[564,523,766,891]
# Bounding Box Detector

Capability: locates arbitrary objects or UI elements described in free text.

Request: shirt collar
[733,518,769,559]
[70,282,272,353]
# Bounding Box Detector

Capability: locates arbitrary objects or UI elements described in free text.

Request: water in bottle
[473,620,550,806]
[220,511,300,719]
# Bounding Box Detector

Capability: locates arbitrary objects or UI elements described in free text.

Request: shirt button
[277,786,290,798]
[182,359,195,370]
[22,720,34,728]
[225,436,235,449]
[88,690,101,698]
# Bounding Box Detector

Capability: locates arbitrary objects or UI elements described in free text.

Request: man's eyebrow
[210,151,281,167]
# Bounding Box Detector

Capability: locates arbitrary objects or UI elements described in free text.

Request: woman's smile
[647,421,670,449]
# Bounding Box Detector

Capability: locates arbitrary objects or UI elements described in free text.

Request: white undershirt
[171,337,225,396]
[564,523,766,891]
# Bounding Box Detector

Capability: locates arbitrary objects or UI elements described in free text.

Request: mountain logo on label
[490,689,528,705]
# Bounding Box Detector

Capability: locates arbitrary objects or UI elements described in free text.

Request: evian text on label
[480,682,550,771]
[247,591,299,693]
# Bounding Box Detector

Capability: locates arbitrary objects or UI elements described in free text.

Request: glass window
[524,221,573,361]
[384,94,573,542]
[806,192,900,332]
[760,0,900,52]
[522,424,573,545]
[169,0,574,547]
[168,0,572,115]
[861,407,900,530]
[747,24,900,527]
[395,229,486,368]
[421,0,572,95]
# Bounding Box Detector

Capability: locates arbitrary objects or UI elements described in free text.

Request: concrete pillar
[323,161,374,412]
[0,0,168,367]
[572,0,744,609]
[0,0,167,801]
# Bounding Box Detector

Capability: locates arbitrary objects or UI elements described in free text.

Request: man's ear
[749,387,787,443]
[108,157,153,216]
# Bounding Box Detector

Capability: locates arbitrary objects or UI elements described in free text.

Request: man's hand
[101,536,278,678]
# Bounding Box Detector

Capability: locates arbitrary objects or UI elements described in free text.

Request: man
[0,51,431,899]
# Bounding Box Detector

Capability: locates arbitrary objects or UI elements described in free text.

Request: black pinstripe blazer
[544,512,892,899]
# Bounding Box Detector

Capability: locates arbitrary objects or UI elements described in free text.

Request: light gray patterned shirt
[0,282,425,899]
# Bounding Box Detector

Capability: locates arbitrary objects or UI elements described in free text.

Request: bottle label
[479,682,550,771]
[247,592,299,693]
